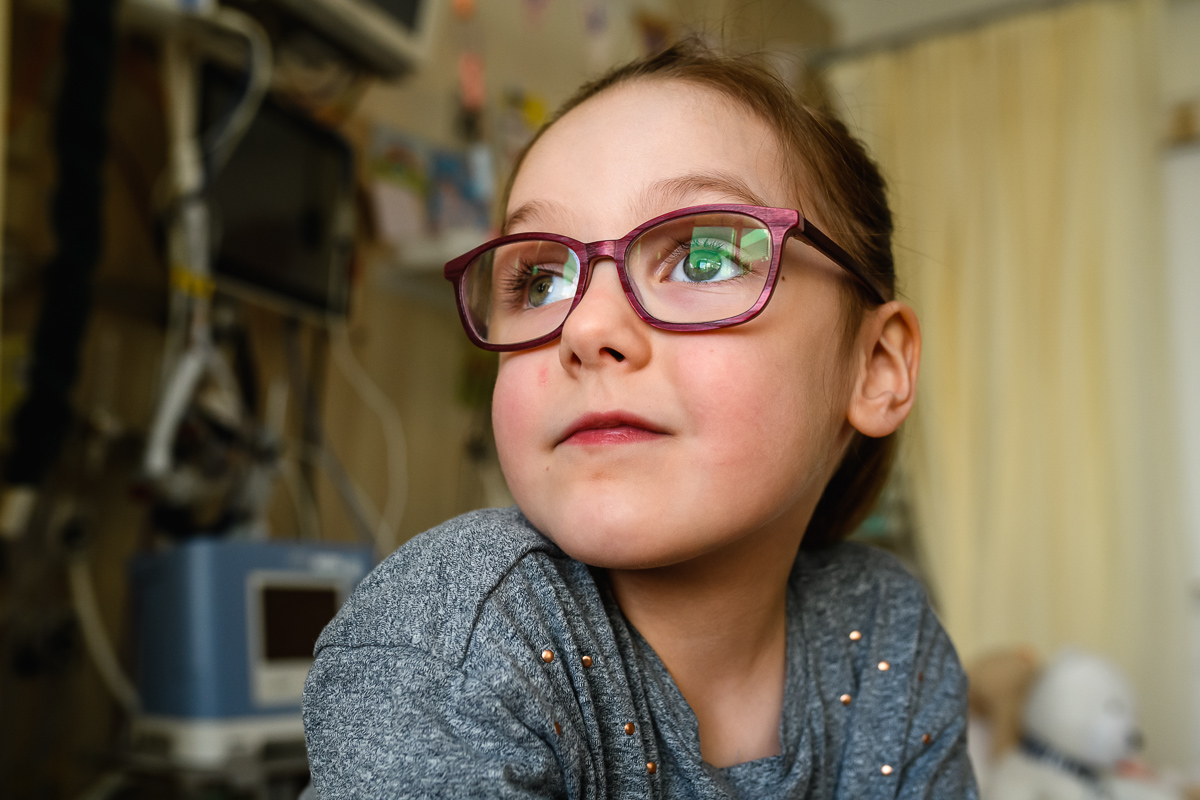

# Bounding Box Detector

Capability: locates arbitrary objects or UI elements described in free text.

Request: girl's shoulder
[313,507,569,663]
[789,542,973,795]
[792,539,932,613]
[789,540,960,715]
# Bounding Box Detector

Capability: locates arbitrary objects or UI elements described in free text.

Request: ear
[846,301,921,438]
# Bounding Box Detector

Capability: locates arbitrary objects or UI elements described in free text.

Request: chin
[550,527,676,570]
[519,493,729,570]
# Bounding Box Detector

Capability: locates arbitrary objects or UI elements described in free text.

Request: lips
[558,411,669,446]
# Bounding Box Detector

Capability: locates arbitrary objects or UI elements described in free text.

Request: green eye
[529,275,555,307]
[684,249,725,282]
[522,265,575,308]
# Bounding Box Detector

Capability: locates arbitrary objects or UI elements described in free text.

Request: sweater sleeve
[894,602,979,800]
[303,642,568,800]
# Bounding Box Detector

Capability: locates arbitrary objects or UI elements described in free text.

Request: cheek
[491,355,543,479]
[673,334,839,476]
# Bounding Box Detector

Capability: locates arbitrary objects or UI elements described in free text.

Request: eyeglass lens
[460,211,774,346]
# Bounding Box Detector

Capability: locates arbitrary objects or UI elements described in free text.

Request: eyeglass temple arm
[795,223,889,306]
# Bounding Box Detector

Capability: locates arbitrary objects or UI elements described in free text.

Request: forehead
[507,79,793,240]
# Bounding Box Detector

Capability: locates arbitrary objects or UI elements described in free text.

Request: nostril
[603,347,626,362]
[1129,730,1145,751]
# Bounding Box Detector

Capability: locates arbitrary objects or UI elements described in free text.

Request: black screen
[374,0,422,30]
[262,586,339,661]
[203,68,355,316]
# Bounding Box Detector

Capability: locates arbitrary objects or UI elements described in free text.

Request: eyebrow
[633,172,772,219]
[501,171,773,236]
[502,199,560,235]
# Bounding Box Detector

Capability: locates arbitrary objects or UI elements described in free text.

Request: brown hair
[502,40,899,549]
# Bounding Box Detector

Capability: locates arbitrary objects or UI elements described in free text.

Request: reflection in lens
[462,239,581,345]
[627,213,772,324]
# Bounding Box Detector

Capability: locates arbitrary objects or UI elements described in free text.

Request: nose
[557,256,650,371]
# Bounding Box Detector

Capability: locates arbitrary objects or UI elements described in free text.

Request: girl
[304,41,977,799]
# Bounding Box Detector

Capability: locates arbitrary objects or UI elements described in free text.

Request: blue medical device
[129,538,374,767]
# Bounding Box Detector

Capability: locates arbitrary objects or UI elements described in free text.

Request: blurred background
[0,0,1196,797]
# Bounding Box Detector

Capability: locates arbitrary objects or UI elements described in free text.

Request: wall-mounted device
[202,66,356,319]
[266,0,438,77]
[129,539,374,768]
[113,0,438,78]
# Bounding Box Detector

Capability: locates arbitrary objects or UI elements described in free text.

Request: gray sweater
[303,507,977,799]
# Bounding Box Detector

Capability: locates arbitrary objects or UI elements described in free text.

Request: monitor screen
[261,586,339,661]
[203,68,355,317]
[373,0,422,30]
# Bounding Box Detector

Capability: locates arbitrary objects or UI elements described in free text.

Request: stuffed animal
[987,649,1180,800]
[968,646,1042,791]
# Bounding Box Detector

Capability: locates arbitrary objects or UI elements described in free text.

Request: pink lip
[558,411,669,446]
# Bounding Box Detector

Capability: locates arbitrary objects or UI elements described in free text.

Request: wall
[1166,142,1200,780]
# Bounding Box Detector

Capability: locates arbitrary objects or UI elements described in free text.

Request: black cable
[5,0,119,487]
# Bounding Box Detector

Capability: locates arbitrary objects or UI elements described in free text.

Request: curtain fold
[828,0,1191,767]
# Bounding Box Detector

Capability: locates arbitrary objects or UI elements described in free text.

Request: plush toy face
[1022,650,1142,770]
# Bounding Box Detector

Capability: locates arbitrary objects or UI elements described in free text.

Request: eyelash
[500,259,560,308]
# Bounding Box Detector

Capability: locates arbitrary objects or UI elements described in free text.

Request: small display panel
[375,0,423,29]
[202,67,355,317]
[261,586,338,661]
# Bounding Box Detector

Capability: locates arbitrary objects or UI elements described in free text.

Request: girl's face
[493,79,859,569]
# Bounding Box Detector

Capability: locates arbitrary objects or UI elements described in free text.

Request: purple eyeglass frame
[443,203,889,352]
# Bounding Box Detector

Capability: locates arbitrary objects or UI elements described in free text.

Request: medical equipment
[267,0,439,77]
[202,66,356,319]
[128,538,373,768]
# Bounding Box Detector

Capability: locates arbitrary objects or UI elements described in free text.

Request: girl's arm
[304,642,567,799]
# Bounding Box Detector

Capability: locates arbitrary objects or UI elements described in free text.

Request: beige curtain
[829,0,1192,767]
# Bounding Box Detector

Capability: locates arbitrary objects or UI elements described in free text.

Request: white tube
[67,557,140,715]
[161,34,203,200]
[143,346,208,478]
[328,322,408,553]
[204,7,272,174]
[280,456,321,541]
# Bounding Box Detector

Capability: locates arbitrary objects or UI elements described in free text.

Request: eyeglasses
[443,203,888,352]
